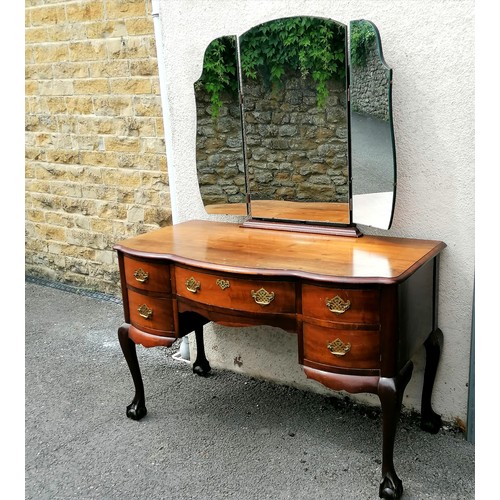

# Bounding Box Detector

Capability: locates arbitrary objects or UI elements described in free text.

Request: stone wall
[196,72,348,207]
[25,0,170,296]
[350,44,390,121]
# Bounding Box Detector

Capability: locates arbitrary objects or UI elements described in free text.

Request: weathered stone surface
[25,0,169,295]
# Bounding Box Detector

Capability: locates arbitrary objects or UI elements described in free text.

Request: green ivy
[350,21,376,67]
[197,17,346,117]
[195,36,239,119]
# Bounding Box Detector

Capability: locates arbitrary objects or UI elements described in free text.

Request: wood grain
[114,220,446,284]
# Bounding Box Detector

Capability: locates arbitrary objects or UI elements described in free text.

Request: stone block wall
[196,73,348,208]
[25,0,170,296]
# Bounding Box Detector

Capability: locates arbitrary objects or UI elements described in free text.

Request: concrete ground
[25,278,474,499]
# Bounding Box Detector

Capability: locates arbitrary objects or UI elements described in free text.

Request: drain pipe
[151,0,190,362]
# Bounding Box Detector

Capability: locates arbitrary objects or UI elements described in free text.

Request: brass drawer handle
[326,295,351,314]
[138,304,153,320]
[216,279,230,290]
[251,287,275,306]
[133,268,149,283]
[186,277,201,293]
[327,338,351,357]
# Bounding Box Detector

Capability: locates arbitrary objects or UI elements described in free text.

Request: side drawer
[127,289,175,335]
[174,266,296,314]
[123,256,171,293]
[302,323,380,370]
[302,284,379,324]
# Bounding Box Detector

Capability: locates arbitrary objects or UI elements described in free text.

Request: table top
[114,220,446,284]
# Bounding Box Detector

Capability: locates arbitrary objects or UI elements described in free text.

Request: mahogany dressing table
[114,220,445,499]
[114,16,446,500]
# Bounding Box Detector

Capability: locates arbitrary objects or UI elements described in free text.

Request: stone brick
[91,217,115,233]
[73,79,109,94]
[125,17,153,35]
[80,151,119,168]
[106,0,148,20]
[85,21,127,39]
[105,136,141,152]
[44,150,80,165]
[110,77,152,94]
[38,80,74,96]
[101,169,142,188]
[130,59,157,76]
[52,62,90,79]
[93,96,133,116]
[29,5,66,26]
[133,95,162,116]
[96,202,128,220]
[44,212,77,228]
[69,41,107,62]
[26,209,45,223]
[32,43,69,63]
[45,97,68,114]
[82,184,117,201]
[26,26,48,43]
[89,60,129,78]
[65,96,94,114]
[66,2,103,22]
[46,23,87,42]
[50,183,83,198]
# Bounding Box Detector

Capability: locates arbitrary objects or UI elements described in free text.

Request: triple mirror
[194,17,396,233]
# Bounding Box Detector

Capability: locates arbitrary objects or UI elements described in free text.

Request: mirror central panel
[239,17,349,223]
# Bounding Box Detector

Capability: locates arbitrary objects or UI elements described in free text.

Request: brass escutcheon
[185,276,201,293]
[251,287,275,306]
[326,295,351,314]
[133,268,149,283]
[216,279,230,290]
[327,338,351,357]
[138,304,153,319]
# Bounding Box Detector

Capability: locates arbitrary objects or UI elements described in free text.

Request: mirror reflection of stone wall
[194,36,246,213]
[240,18,349,210]
[350,20,394,196]
[350,20,396,229]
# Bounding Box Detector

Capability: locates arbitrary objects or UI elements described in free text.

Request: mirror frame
[194,17,396,237]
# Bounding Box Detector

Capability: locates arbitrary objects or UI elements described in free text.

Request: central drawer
[174,266,296,314]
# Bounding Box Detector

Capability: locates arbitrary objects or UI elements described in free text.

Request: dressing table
[114,17,445,500]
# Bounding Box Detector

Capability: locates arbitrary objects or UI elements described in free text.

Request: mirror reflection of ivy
[196,17,346,118]
[350,21,376,67]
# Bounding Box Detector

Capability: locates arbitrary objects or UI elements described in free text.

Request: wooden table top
[114,220,446,284]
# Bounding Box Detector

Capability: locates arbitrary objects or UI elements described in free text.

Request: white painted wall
[154,0,474,424]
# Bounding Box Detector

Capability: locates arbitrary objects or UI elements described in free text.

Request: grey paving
[25,280,474,499]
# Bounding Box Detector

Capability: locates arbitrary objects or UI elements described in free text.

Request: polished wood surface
[114,220,445,284]
[204,200,351,224]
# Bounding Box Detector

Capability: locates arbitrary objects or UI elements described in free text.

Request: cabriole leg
[192,325,211,377]
[421,328,443,433]
[118,324,147,420]
[377,361,413,500]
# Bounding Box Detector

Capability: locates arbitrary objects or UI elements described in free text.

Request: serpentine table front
[114,220,446,499]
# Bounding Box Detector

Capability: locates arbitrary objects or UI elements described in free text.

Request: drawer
[174,266,296,314]
[302,323,380,370]
[127,289,175,335]
[123,256,170,293]
[302,284,379,324]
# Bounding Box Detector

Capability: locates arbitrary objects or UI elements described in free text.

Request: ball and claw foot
[421,409,442,434]
[126,400,147,420]
[379,472,403,499]
[193,359,211,377]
